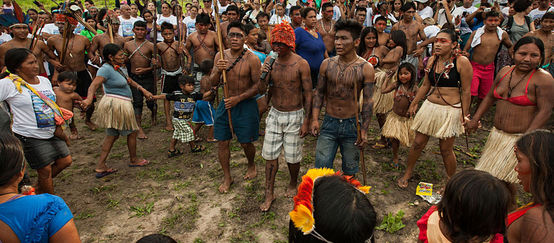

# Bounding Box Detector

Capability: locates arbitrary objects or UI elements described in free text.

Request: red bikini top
[506,203,541,227]
[493,67,537,106]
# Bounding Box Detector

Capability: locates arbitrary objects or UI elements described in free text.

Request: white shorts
[261,107,305,163]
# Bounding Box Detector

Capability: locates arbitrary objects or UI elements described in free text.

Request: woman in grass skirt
[82,44,154,178]
[397,29,473,188]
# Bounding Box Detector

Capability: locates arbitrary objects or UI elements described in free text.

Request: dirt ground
[29,102,533,243]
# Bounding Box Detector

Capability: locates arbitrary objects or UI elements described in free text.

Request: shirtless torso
[392,20,425,55]
[316,19,336,54]
[211,49,261,98]
[377,32,390,46]
[47,34,90,72]
[0,38,59,74]
[89,33,126,65]
[465,30,512,65]
[124,39,154,75]
[525,30,554,65]
[157,40,188,72]
[185,30,217,66]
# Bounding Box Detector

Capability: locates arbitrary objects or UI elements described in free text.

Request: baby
[53,71,83,139]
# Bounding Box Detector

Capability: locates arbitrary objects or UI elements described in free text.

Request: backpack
[504,15,531,35]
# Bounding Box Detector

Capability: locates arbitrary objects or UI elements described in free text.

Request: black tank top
[428,58,460,88]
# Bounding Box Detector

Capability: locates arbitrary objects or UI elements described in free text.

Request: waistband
[470,61,494,67]
[104,93,132,101]
[161,67,182,76]
[324,114,356,123]
[270,106,304,115]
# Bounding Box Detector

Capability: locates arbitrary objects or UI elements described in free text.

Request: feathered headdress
[0,1,29,28]
[270,21,296,50]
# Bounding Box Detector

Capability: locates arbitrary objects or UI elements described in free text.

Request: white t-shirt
[418,6,434,19]
[41,23,60,35]
[157,14,178,41]
[423,25,440,54]
[529,7,554,22]
[364,7,374,27]
[269,15,291,25]
[183,16,196,36]
[436,7,456,27]
[452,6,478,35]
[0,76,56,139]
[0,32,12,45]
[332,5,342,21]
[118,16,139,37]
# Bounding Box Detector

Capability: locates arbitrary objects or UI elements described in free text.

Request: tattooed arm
[361,62,375,136]
[299,59,313,137]
[311,59,329,136]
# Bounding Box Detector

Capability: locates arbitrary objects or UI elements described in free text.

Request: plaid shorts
[172,118,195,143]
[262,107,305,164]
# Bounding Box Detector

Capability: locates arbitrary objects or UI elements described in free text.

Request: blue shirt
[294,27,326,73]
[0,194,73,242]
[97,63,133,98]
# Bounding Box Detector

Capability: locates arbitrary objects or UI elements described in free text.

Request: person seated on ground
[289,168,377,243]
[136,233,177,243]
[0,133,81,243]
[417,169,510,243]
[507,130,554,243]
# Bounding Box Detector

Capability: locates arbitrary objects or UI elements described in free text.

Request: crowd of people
[0,0,553,242]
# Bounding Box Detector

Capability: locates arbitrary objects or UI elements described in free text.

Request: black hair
[85,0,95,5]
[102,43,123,64]
[513,36,545,65]
[142,9,153,18]
[161,1,173,11]
[256,11,269,21]
[190,5,198,11]
[357,27,379,56]
[515,130,554,220]
[355,6,367,14]
[288,176,377,243]
[441,22,456,31]
[322,2,334,11]
[400,2,416,12]
[437,28,459,46]
[301,7,317,18]
[289,5,302,16]
[227,21,246,34]
[244,23,256,35]
[485,10,501,19]
[136,234,177,243]
[97,8,108,26]
[0,133,25,186]
[58,71,78,83]
[390,30,407,58]
[396,62,417,90]
[513,0,532,13]
[374,16,387,24]
[199,59,213,75]
[27,9,38,14]
[334,19,363,40]
[226,5,239,14]
[437,169,511,243]
[161,21,174,31]
[133,20,147,29]
[0,48,33,79]
[542,11,554,20]
[85,15,96,22]
[196,12,211,24]
[178,75,196,86]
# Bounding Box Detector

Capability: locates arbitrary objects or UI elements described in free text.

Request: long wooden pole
[353,80,367,185]
[213,0,234,135]
[152,1,158,84]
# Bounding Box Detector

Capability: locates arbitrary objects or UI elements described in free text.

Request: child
[53,71,83,140]
[192,59,217,143]
[417,169,510,243]
[152,75,213,157]
[381,63,418,168]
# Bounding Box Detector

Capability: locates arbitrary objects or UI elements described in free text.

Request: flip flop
[95,168,118,178]
[128,159,150,167]
[372,142,387,149]
[194,137,203,142]
[206,138,218,143]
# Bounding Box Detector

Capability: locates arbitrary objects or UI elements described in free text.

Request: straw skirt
[382,111,414,147]
[95,94,139,131]
[372,68,395,114]
[411,100,464,139]
[475,127,521,183]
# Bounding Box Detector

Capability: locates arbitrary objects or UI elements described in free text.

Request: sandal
[167,150,183,158]
[191,145,206,153]
[371,142,387,149]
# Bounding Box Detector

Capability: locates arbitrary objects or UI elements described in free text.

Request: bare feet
[218,179,234,193]
[243,166,257,180]
[259,194,276,212]
[164,123,174,131]
[85,121,97,131]
[137,129,148,139]
[397,176,410,189]
[69,130,80,140]
[285,185,298,198]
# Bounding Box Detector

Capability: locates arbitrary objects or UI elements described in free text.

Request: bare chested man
[311,20,375,176]
[0,23,61,77]
[89,17,126,66]
[158,22,191,131]
[391,2,426,70]
[317,2,337,56]
[209,22,262,193]
[374,16,391,46]
[463,11,512,105]
[124,21,157,139]
[524,12,554,75]
[185,13,217,81]
[259,23,312,212]
[47,14,96,130]
[220,5,240,49]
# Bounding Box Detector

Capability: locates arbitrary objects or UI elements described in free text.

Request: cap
[415,0,428,3]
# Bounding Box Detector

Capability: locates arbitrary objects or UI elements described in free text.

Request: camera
[484,8,491,12]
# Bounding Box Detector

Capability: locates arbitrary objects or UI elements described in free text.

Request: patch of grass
[91,185,116,194]
[230,230,257,243]
[106,195,120,209]
[130,202,155,217]
[376,210,406,234]
[193,239,205,243]
[75,211,95,220]
[174,181,192,190]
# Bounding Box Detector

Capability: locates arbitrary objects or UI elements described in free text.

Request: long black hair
[0,133,25,186]
[389,30,407,58]
[357,27,379,56]
[0,48,33,79]
[396,62,417,91]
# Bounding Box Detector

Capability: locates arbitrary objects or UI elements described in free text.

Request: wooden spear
[213,0,234,135]
[152,0,159,83]
[353,80,367,185]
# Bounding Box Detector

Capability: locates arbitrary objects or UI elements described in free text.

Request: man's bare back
[47,34,90,72]
[124,39,154,74]
[267,53,312,112]
[316,19,336,53]
[186,30,217,66]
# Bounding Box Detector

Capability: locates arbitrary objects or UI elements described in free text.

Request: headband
[55,14,78,26]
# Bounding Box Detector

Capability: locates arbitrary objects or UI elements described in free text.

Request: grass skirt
[382,112,414,147]
[475,127,521,183]
[372,68,395,114]
[95,94,139,131]
[411,100,464,139]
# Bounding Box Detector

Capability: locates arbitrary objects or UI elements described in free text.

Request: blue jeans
[315,115,359,175]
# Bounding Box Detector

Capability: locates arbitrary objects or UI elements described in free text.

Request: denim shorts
[315,115,359,175]
[14,133,70,170]
[106,128,135,137]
